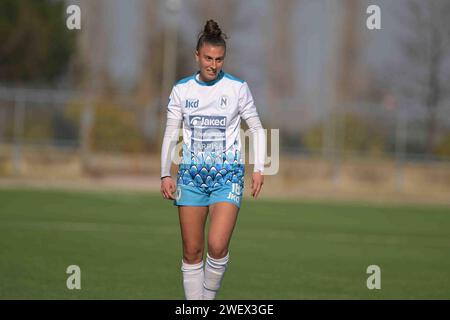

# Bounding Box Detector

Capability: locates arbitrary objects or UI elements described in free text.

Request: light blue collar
[194,70,225,86]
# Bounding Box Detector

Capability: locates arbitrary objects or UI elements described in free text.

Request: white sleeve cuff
[160,118,181,178]
[245,116,266,173]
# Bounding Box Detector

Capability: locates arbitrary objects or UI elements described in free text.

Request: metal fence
[1,86,449,184]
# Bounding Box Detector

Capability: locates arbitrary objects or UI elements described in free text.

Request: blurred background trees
[0,0,75,85]
[386,0,450,158]
[0,0,449,197]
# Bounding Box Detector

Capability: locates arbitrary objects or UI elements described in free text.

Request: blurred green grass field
[0,188,449,299]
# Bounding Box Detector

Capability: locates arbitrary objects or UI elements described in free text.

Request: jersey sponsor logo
[192,129,226,140]
[189,115,227,153]
[189,115,226,128]
[185,98,199,108]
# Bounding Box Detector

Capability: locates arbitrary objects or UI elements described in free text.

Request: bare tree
[266,0,296,127]
[395,0,450,154]
[335,0,363,105]
[78,0,109,169]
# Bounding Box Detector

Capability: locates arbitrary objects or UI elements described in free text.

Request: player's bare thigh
[207,202,239,259]
[178,206,209,264]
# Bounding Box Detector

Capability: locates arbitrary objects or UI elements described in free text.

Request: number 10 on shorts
[232,183,241,195]
[227,183,242,204]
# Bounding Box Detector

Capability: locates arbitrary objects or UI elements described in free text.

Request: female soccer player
[160,19,266,300]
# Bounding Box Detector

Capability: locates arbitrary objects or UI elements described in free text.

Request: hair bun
[204,19,222,37]
[196,19,227,50]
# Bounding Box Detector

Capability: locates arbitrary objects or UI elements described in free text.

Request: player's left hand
[251,171,264,199]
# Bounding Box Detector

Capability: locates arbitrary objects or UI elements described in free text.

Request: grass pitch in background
[0,188,449,299]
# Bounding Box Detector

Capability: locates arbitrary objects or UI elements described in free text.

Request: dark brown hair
[196,19,227,51]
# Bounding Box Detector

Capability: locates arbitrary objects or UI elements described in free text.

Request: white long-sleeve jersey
[161,70,265,189]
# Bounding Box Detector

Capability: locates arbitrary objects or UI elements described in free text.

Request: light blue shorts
[174,183,243,208]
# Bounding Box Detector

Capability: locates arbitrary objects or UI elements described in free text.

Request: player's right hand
[160,177,176,200]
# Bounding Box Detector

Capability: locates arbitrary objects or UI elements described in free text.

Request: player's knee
[183,244,203,264]
[207,242,228,259]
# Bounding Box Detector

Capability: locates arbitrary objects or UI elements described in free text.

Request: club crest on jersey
[176,186,181,201]
[185,98,199,109]
[218,95,228,109]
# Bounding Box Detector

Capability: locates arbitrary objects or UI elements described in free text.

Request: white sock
[181,260,204,300]
[203,252,229,300]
